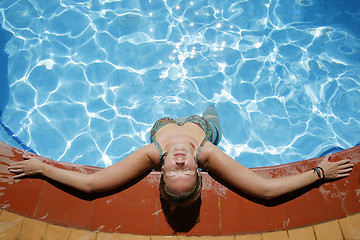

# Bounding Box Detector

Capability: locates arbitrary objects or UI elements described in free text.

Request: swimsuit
[150,115,214,163]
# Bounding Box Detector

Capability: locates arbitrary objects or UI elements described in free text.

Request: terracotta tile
[156,173,221,236]
[177,237,200,240]
[151,236,179,240]
[235,234,262,240]
[0,141,17,157]
[177,237,233,240]
[34,181,94,229]
[19,217,47,240]
[44,224,71,240]
[188,174,221,235]
[0,210,24,240]
[335,177,360,216]
[0,154,44,218]
[69,228,97,240]
[91,175,157,234]
[338,213,360,240]
[122,234,151,240]
[153,206,173,235]
[261,231,288,240]
[150,174,174,236]
[96,232,124,240]
[313,220,343,240]
[219,168,285,235]
[332,147,360,216]
[273,159,347,229]
[204,237,234,240]
[287,226,315,240]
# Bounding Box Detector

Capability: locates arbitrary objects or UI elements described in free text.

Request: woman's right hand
[8,153,46,179]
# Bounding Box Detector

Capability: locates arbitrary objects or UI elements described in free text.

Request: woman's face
[161,143,198,195]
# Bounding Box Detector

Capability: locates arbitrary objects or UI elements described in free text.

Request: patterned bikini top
[150,115,213,164]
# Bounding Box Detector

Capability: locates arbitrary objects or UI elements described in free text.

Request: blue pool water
[0,0,359,168]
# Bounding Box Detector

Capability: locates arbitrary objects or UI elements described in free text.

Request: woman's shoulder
[198,141,218,170]
[143,143,162,170]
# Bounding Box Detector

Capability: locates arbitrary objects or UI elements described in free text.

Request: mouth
[174,152,186,157]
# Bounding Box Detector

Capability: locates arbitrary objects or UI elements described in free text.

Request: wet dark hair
[159,152,202,208]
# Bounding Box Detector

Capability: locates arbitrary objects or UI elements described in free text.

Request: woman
[8,105,353,207]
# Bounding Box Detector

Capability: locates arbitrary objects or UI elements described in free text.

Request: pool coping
[0,140,359,236]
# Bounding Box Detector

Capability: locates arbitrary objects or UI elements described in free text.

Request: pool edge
[0,140,359,236]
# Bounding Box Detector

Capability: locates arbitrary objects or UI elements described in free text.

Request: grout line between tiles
[336,219,346,240]
[16,213,25,240]
[33,180,45,219]
[155,188,159,235]
[218,184,222,235]
[88,198,96,231]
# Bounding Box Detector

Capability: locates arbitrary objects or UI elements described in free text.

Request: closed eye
[166,169,195,177]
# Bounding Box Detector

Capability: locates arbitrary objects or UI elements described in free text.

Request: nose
[175,161,185,167]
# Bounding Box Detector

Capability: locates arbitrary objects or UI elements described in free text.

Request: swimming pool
[0,0,359,168]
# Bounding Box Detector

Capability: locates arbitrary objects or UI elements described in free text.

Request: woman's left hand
[317,153,353,180]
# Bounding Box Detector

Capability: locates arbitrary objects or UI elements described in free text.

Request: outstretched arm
[201,143,353,199]
[8,144,159,193]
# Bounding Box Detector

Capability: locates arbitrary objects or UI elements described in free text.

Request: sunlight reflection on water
[0,0,359,168]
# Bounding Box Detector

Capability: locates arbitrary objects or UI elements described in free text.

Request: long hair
[159,152,203,208]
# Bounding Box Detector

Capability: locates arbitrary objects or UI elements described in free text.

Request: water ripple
[0,0,359,168]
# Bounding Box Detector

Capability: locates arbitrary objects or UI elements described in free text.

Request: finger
[320,153,332,163]
[337,173,350,178]
[325,153,332,160]
[9,163,24,168]
[340,168,353,173]
[334,159,351,166]
[8,165,21,171]
[9,168,22,173]
[13,173,26,179]
[9,169,23,175]
[344,163,354,168]
[339,163,353,169]
[10,161,28,168]
[338,170,348,175]
[9,162,22,167]
[23,151,33,159]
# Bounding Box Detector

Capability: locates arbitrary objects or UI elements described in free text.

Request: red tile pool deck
[0,140,359,237]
